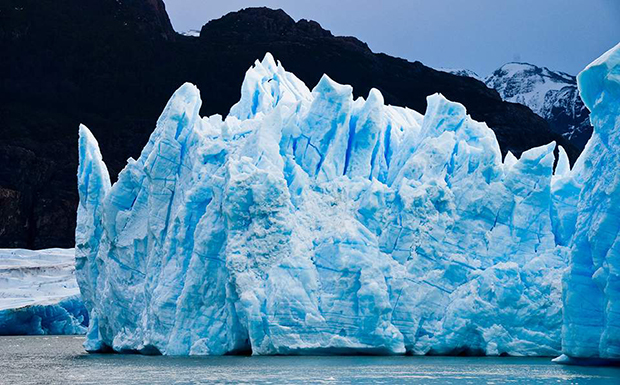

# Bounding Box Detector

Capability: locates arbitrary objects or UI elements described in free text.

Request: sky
[165,0,620,77]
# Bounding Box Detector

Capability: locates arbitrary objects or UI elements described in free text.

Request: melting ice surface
[76,43,619,358]
[0,248,87,335]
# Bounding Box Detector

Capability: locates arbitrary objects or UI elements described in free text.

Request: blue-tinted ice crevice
[75,47,619,357]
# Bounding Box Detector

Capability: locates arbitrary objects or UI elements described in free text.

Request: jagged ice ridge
[76,44,620,358]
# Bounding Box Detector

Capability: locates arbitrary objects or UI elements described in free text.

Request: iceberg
[0,248,87,335]
[76,53,582,356]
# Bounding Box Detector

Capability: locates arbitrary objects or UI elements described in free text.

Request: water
[1,336,619,384]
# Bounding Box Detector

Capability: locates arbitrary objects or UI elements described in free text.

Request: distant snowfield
[0,248,87,335]
[438,67,483,81]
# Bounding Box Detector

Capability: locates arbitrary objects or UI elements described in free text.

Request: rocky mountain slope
[0,1,577,248]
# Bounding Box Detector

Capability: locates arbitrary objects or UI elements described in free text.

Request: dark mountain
[0,1,578,248]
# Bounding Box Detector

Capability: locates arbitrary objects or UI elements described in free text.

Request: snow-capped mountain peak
[484,62,591,149]
[485,62,575,115]
[439,62,592,149]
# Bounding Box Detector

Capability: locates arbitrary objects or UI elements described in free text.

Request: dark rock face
[0,0,179,248]
[544,86,591,149]
[0,2,578,248]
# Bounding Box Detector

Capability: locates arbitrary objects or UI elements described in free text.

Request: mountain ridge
[0,1,577,248]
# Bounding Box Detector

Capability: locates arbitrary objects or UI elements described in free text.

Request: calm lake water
[1,336,620,384]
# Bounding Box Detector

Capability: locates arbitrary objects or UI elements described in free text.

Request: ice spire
[75,124,111,351]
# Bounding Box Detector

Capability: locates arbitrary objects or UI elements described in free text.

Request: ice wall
[76,53,574,356]
[560,42,620,361]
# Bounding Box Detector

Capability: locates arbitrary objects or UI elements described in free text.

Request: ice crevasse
[76,44,619,357]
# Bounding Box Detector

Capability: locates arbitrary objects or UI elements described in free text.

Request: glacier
[75,44,618,357]
[0,248,87,335]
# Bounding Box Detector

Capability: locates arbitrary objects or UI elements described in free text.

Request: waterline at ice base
[76,43,620,360]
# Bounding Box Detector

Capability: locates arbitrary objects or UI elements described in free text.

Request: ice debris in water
[73,49,615,357]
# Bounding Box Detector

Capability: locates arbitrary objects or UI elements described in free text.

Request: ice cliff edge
[558,42,620,362]
[75,44,618,357]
